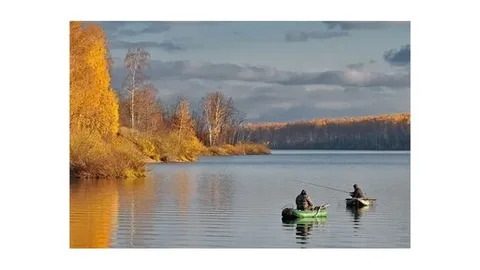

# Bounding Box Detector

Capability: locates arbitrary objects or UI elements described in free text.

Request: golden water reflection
[173,172,195,216]
[70,179,118,248]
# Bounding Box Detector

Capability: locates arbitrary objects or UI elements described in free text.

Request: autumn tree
[171,97,196,139]
[122,47,150,129]
[120,84,164,133]
[70,22,148,178]
[158,97,206,162]
[70,21,119,137]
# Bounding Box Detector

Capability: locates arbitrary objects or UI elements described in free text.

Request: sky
[97,21,410,122]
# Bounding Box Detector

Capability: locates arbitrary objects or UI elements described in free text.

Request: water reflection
[116,177,158,248]
[282,218,327,247]
[173,172,195,216]
[70,179,119,248]
[346,205,373,231]
[198,173,234,211]
[70,151,409,248]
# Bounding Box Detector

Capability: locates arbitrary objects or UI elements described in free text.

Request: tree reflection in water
[70,179,119,248]
[198,172,234,212]
[173,172,194,216]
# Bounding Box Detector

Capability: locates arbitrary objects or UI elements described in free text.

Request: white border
[3,0,479,269]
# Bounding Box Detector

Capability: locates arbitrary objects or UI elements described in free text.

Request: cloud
[274,69,410,88]
[141,22,171,34]
[122,60,410,88]
[285,31,308,42]
[109,40,185,52]
[110,66,409,122]
[96,21,128,32]
[144,60,291,82]
[117,29,138,36]
[346,63,365,70]
[346,60,378,71]
[383,44,410,66]
[323,21,408,30]
[285,30,349,42]
[242,85,410,122]
[99,22,172,38]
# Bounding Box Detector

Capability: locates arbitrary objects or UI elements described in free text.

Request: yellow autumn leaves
[70,22,143,178]
[70,22,118,136]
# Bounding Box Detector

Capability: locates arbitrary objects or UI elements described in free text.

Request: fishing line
[292,180,350,194]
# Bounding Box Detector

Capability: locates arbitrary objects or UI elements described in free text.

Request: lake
[70,150,410,248]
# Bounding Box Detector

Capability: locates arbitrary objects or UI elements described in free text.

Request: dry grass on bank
[203,143,271,156]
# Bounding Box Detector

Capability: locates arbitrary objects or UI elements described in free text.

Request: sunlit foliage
[203,143,271,156]
[70,22,144,178]
[70,21,119,136]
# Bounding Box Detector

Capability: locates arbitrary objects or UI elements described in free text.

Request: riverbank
[71,126,271,179]
[145,142,271,163]
[202,143,271,156]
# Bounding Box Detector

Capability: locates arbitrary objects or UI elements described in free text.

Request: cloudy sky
[98,21,410,122]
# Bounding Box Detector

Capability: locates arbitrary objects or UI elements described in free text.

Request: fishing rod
[293,180,350,194]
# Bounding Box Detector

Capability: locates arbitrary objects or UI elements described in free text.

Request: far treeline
[240,114,410,150]
[70,22,269,179]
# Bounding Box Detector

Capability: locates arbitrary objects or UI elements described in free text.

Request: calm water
[70,150,410,248]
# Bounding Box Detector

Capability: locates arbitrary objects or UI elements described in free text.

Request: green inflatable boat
[281,204,329,220]
[292,209,328,218]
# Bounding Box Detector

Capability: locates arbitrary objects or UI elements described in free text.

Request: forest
[70,22,269,179]
[239,114,410,150]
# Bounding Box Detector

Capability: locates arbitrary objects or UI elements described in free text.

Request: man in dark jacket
[296,190,314,210]
[350,184,365,198]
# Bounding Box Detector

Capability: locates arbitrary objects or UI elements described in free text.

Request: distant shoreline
[268,148,410,151]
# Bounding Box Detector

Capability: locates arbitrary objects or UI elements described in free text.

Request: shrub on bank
[237,142,271,155]
[70,128,145,179]
[203,143,271,156]
[119,127,160,161]
[150,131,207,162]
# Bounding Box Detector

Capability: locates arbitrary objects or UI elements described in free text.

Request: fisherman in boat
[350,184,365,198]
[296,190,314,210]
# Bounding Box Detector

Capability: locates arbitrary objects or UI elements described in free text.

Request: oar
[293,180,350,194]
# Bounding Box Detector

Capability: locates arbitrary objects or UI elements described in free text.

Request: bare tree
[198,92,248,146]
[192,106,208,143]
[202,91,232,146]
[122,48,150,129]
[228,107,246,144]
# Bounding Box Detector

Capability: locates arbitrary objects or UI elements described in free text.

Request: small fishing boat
[281,204,329,220]
[345,197,376,208]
